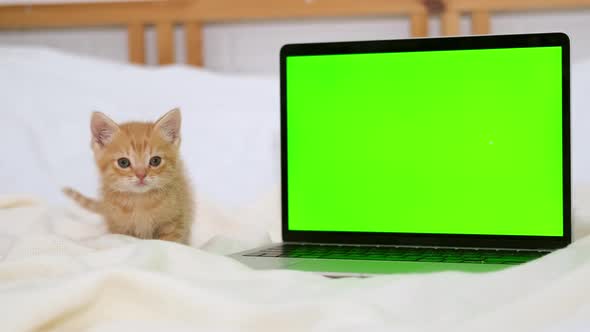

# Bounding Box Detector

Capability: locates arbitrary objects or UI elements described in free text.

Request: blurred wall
[0,10,589,74]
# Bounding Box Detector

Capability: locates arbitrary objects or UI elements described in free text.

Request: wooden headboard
[1,0,590,67]
[0,0,432,66]
[441,0,590,36]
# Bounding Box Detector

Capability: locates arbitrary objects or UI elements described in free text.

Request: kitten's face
[90,109,182,193]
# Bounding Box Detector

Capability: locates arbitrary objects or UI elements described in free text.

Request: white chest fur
[128,210,158,239]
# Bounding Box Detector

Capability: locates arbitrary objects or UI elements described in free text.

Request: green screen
[286,46,563,236]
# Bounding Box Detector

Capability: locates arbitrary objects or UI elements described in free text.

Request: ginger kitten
[63,108,194,244]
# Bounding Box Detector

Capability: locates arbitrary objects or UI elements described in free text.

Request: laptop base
[230,244,521,277]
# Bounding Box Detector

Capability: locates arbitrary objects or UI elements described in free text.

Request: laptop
[230,33,571,277]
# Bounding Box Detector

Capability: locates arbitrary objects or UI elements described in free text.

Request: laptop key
[443,258,464,263]
[401,256,422,261]
[484,258,508,264]
[418,257,444,262]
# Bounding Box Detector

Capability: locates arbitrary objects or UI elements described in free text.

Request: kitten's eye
[117,158,131,168]
[149,156,162,167]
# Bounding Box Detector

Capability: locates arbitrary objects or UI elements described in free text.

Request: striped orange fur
[63,109,194,244]
[62,187,103,214]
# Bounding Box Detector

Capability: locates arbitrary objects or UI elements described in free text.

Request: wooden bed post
[128,23,146,64]
[185,22,204,67]
[410,13,428,37]
[156,22,175,65]
[471,10,491,34]
[441,9,461,35]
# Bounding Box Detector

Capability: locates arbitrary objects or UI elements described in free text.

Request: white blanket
[3,46,590,331]
[1,195,590,332]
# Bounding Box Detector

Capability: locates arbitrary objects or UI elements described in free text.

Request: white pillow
[0,46,280,212]
[572,57,590,186]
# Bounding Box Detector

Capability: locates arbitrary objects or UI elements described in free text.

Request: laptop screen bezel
[280,33,571,250]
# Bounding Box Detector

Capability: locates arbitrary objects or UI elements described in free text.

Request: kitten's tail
[62,187,102,214]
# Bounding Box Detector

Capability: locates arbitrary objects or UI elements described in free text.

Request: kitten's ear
[91,112,119,148]
[154,108,181,146]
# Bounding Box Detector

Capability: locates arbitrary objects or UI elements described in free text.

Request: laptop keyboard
[243,244,548,265]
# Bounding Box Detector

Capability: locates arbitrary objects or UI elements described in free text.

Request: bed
[1,43,590,332]
[3,1,590,331]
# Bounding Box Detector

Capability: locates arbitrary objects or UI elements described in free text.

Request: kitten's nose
[135,170,146,181]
